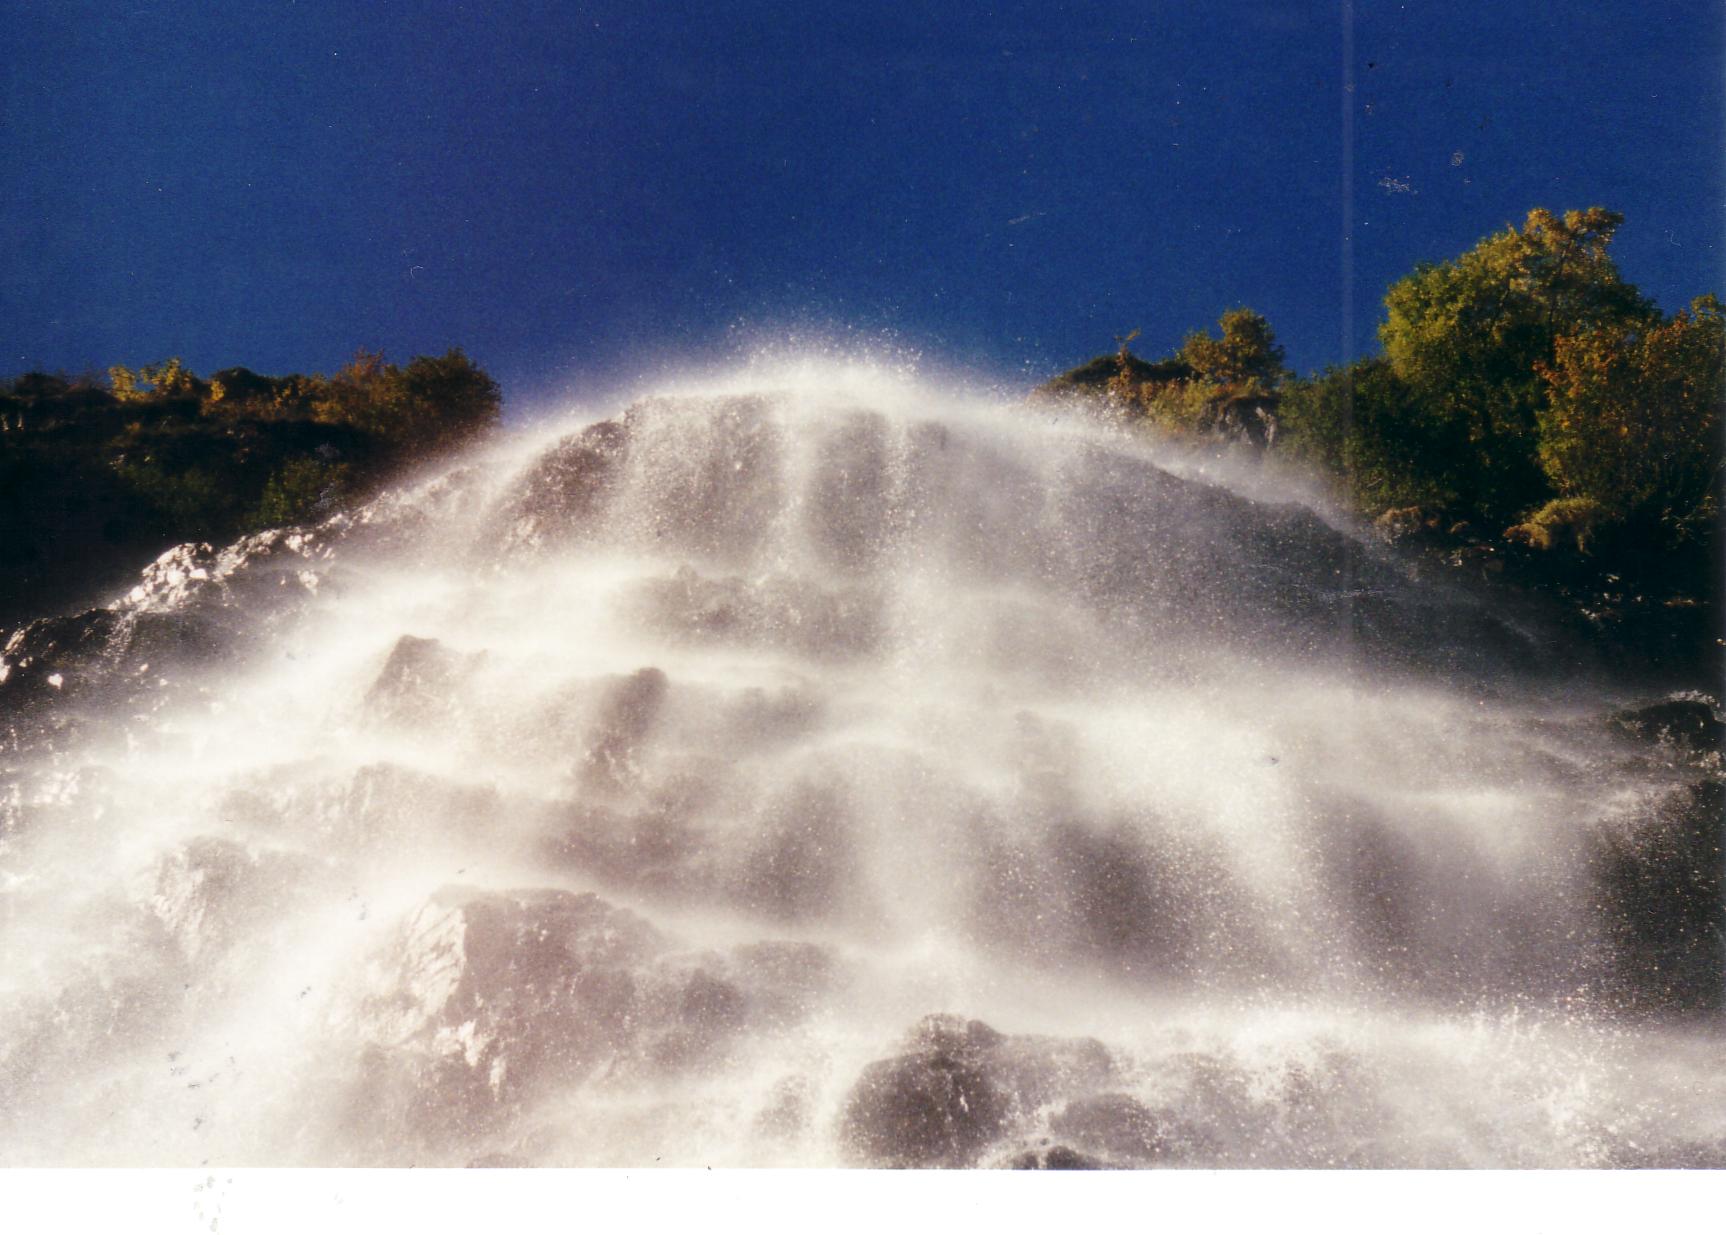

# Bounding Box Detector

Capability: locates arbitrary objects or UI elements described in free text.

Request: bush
[251,457,355,529]
[1504,497,1610,554]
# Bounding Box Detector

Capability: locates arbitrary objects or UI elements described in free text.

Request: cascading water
[1,361,1721,1167]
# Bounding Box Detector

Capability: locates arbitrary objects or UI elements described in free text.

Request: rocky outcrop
[1046,1091,1210,1165]
[364,635,483,730]
[1610,696,1723,768]
[1592,779,1725,1016]
[491,417,631,555]
[838,1014,1117,1168]
[149,836,317,962]
[350,886,838,1147]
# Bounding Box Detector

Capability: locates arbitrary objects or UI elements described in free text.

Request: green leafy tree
[1534,294,1724,547]
[1278,358,1468,512]
[1378,207,1655,517]
[1178,308,1287,396]
[314,348,500,453]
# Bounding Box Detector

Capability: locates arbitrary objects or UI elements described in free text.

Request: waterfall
[2,362,1720,1167]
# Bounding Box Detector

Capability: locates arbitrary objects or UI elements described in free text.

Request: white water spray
[1,361,1720,1166]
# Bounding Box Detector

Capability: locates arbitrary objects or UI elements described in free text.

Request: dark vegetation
[1039,208,1724,681]
[0,350,499,626]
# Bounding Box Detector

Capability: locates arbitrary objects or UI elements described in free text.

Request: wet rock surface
[1592,779,1725,1016]
[839,1014,1118,1168]
[491,417,632,555]
[348,887,838,1150]
[5,384,1726,1166]
[1610,695,1724,768]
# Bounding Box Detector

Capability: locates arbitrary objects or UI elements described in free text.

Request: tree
[109,357,206,402]
[1534,294,1724,547]
[1178,308,1287,396]
[313,348,500,454]
[1378,207,1655,517]
[390,349,503,451]
[1278,358,1468,513]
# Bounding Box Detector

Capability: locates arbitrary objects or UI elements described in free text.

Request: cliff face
[2,375,1722,1167]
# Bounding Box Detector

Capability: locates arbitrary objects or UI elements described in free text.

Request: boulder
[838,1013,1119,1168]
[1592,779,1725,1016]
[358,887,666,1116]
[355,887,838,1141]
[1610,697,1724,766]
[1049,1091,1206,1165]
[364,635,482,729]
[150,836,316,961]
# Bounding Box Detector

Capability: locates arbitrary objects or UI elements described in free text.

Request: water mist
[1,363,1720,1167]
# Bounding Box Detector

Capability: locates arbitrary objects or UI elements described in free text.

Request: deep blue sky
[4,1,1721,412]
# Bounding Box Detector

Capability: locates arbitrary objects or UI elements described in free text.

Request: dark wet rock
[987,1032,1116,1111]
[839,1013,1119,1168]
[1050,1092,1190,1164]
[0,524,357,750]
[580,667,669,794]
[1004,1143,1109,1170]
[0,607,215,710]
[1610,696,1723,766]
[359,887,666,1116]
[492,417,631,555]
[1592,779,1725,1016]
[840,1016,1012,1168]
[365,635,483,729]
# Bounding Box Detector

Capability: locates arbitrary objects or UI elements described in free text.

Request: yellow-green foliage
[1106,369,1223,438]
[1045,205,1718,584]
[1536,295,1724,544]
[110,357,205,402]
[1378,207,1655,517]
[1505,497,1609,554]
[1079,307,1283,440]
[1277,358,1466,513]
[312,348,500,453]
[1178,308,1286,397]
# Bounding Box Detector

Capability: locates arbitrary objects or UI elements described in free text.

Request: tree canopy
[1377,207,1656,516]
[1178,308,1287,397]
[1041,203,1721,608]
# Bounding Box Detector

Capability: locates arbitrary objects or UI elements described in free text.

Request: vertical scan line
[1341,0,1359,662]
